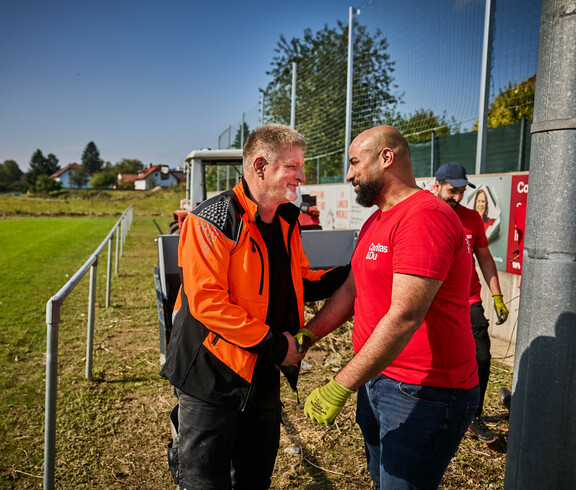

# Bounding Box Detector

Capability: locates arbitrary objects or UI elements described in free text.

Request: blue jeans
[356,374,479,490]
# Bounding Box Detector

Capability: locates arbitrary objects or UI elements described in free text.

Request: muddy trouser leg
[176,389,242,489]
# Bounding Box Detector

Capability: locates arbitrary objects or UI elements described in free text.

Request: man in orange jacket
[161,124,347,489]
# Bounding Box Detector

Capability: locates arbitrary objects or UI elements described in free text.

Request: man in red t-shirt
[299,126,479,489]
[434,161,509,444]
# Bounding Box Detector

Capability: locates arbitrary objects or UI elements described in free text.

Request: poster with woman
[466,184,501,242]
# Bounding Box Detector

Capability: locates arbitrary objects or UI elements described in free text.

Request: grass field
[0,189,512,488]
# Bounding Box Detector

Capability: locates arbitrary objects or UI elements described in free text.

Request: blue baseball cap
[435,162,476,188]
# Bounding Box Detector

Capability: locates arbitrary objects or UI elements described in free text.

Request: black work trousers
[175,376,281,490]
[470,301,491,417]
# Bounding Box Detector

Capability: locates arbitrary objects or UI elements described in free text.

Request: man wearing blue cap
[434,162,509,444]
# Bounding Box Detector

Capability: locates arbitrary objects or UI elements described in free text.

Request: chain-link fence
[216,0,541,185]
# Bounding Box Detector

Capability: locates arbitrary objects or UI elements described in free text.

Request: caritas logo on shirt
[466,233,472,254]
[366,242,388,260]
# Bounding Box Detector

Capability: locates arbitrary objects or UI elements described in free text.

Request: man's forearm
[334,273,442,391]
[477,250,502,295]
[334,311,419,391]
[307,274,355,341]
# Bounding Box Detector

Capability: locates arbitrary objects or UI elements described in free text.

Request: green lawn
[0,212,179,488]
[0,217,118,365]
[0,217,119,482]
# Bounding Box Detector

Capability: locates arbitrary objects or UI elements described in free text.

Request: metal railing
[43,205,134,490]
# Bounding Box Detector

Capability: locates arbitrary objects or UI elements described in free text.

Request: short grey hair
[243,124,307,175]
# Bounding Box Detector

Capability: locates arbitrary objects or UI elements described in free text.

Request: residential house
[51,163,92,189]
[119,164,181,190]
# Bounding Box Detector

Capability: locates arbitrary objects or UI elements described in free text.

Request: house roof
[119,164,179,183]
[118,174,140,182]
[51,162,81,178]
[171,170,186,183]
[137,164,163,180]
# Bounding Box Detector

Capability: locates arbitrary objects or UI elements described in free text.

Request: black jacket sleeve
[303,263,351,302]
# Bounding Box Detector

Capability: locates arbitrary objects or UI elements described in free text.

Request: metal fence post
[43,299,59,490]
[115,226,120,274]
[290,62,297,129]
[85,260,98,379]
[344,5,355,182]
[120,219,124,257]
[475,0,495,174]
[430,130,436,176]
[517,115,527,171]
[241,112,245,147]
[105,237,112,307]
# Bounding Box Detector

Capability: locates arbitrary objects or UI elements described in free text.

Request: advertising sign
[303,172,529,275]
[506,174,529,275]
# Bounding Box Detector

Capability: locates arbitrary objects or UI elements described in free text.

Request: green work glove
[304,378,355,427]
[294,328,317,354]
[493,294,509,325]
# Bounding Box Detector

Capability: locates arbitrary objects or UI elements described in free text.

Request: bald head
[347,125,418,210]
[353,125,411,165]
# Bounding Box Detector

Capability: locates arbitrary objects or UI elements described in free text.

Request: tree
[232,123,251,149]
[392,109,454,143]
[33,174,61,194]
[263,21,398,179]
[69,166,90,188]
[82,142,103,173]
[90,171,117,188]
[0,160,24,191]
[26,149,60,187]
[45,154,60,175]
[474,75,535,130]
[113,158,144,175]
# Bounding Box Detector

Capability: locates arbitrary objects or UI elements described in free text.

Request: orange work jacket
[160,179,345,408]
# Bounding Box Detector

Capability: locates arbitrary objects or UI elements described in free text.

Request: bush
[31,175,62,195]
[90,171,117,189]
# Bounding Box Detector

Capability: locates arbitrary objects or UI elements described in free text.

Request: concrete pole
[504,1,576,488]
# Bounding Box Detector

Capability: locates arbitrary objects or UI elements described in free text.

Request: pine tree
[82,142,103,174]
[26,149,60,187]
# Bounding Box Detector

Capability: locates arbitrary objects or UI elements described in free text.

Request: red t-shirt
[454,204,489,304]
[351,190,478,389]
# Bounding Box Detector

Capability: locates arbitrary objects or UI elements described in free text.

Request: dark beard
[355,180,382,207]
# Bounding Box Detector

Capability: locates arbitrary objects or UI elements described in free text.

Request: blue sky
[0,0,356,171]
